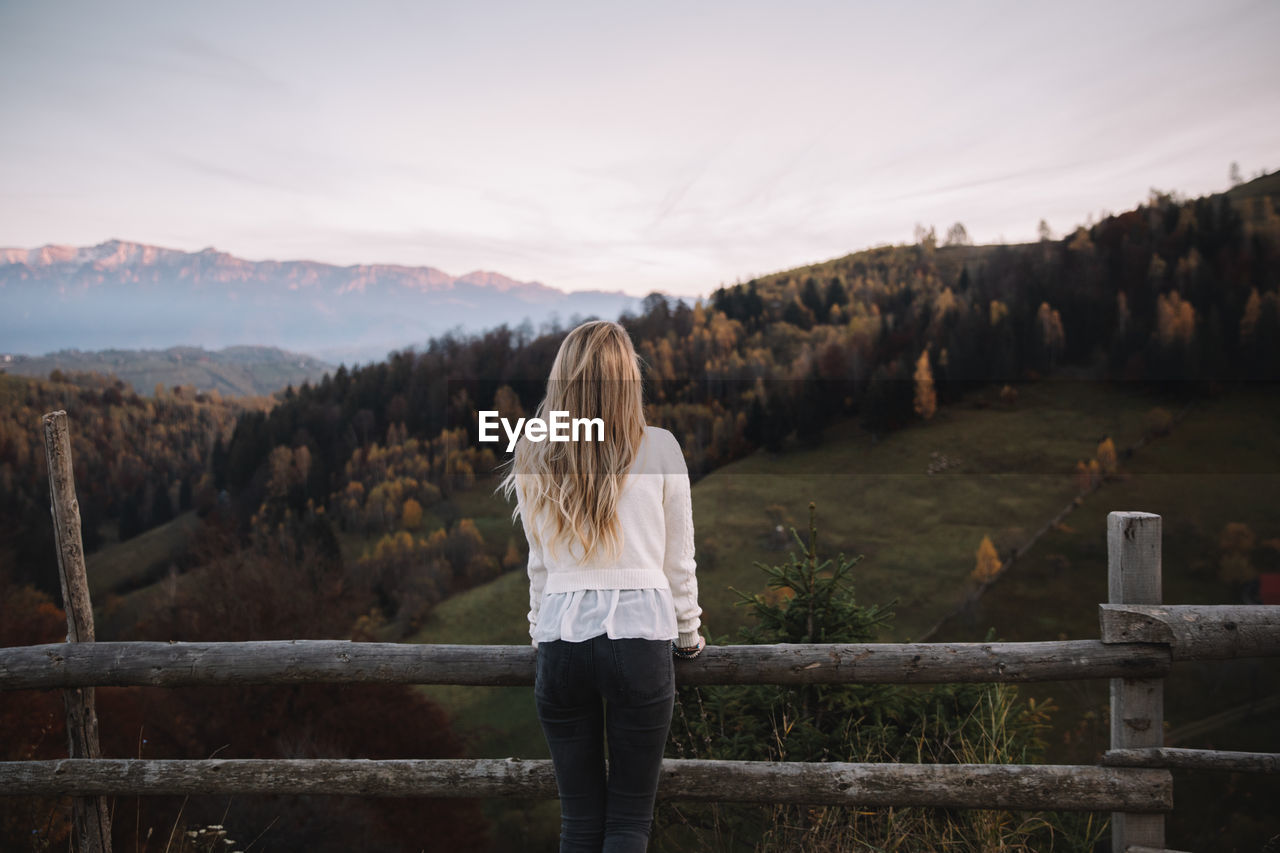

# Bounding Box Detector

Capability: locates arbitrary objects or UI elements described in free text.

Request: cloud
[167,33,287,91]
[167,155,312,196]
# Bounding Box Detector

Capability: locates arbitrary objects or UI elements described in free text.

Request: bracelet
[673,637,705,659]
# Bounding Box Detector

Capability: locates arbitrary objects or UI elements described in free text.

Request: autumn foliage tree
[1036,301,1066,371]
[1074,460,1093,494]
[972,534,1003,583]
[1156,291,1197,348]
[913,348,937,420]
[0,373,248,598]
[400,497,423,530]
[1096,437,1118,478]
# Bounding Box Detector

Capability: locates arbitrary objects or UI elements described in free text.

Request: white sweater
[516,425,702,648]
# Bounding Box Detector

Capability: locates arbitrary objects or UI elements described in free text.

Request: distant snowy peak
[0,239,614,299]
[0,239,190,268]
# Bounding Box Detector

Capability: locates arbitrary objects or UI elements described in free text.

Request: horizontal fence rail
[1,758,1174,812]
[1099,604,1280,660]
[0,639,1174,690]
[1103,747,1280,774]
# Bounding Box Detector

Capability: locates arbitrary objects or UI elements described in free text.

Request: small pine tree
[737,502,888,646]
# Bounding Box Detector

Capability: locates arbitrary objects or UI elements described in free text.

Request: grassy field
[683,378,1165,644]
[86,511,209,637]
[85,510,202,598]
[935,386,1280,646]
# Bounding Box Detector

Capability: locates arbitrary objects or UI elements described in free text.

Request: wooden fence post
[1107,511,1164,851]
[42,410,112,853]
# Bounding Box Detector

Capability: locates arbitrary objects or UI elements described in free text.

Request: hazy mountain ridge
[0,239,639,362]
[1,344,333,397]
[0,238,539,293]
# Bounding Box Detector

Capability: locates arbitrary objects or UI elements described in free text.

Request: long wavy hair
[499,320,646,563]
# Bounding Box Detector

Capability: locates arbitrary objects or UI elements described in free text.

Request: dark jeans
[534,635,675,853]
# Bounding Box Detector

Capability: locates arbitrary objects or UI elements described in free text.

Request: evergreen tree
[823,276,848,314]
[860,357,914,433]
[152,481,175,526]
[761,395,792,453]
[801,276,827,322]
[782,297,813,330]
[794,373,826,448]
[744,396,767,448]
[743,280,765,326]
[117,489,143,541]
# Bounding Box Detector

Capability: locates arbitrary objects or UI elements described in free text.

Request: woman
[500,319,704,853]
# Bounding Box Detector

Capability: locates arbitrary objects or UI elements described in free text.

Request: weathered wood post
[41,410,112,853]
[1107,511,1164,851]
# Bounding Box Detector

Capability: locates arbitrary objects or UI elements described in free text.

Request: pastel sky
[1,0,1277,297]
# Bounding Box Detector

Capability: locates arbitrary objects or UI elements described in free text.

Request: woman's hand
[673,634,706,659]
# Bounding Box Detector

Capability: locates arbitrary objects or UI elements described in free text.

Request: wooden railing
[3,411,1278,853]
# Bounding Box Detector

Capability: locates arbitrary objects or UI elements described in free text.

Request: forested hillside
[0,374,266,594]
[2,344,333,397]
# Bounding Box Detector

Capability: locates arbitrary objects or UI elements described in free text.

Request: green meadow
[86,509,202,598]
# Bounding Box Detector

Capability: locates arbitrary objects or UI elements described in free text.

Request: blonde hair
[499,320,646,563]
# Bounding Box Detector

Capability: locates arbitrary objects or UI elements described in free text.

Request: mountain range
[0,240,640,363]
